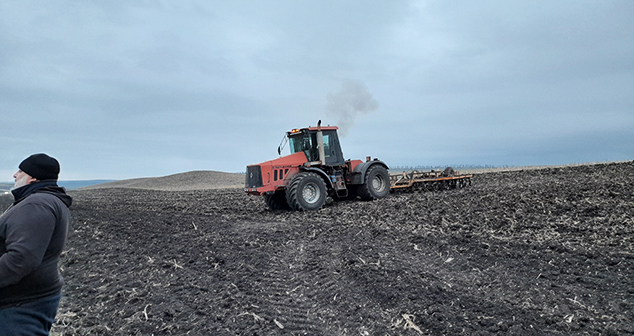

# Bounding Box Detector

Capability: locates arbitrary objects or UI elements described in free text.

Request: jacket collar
[11,181,62,205]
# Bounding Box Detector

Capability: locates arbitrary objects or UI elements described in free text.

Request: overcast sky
[1,1,632,181]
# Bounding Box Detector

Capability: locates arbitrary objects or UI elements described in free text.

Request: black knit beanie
[19,153,60,181]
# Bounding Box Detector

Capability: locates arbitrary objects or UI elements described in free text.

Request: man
[0,153,72,335]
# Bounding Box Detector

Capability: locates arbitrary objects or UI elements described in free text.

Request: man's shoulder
[38,186,72,207]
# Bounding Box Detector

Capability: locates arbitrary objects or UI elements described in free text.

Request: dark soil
[2,162,633,335]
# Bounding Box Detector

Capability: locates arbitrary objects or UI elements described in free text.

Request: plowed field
[2,162,632,335]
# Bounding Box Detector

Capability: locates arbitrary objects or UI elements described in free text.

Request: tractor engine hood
[245,152,308,194]
[250,151,308,169]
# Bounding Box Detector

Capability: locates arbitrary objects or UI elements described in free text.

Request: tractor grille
[245,165,263,188]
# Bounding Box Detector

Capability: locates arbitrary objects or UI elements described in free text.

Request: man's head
[17,153,60,182]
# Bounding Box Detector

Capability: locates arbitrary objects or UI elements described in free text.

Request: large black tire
[264,191,291,211]
[286,172,327,211]
[357,165,390,201]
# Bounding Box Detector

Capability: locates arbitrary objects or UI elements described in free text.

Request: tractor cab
[286,126,345,166]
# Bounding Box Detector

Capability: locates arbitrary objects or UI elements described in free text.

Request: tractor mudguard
[299,167,335,190]
[349,160,389,185]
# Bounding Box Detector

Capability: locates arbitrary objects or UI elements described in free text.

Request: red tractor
[245,121,390,211]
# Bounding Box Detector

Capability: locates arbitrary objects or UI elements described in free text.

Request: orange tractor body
[245,122,389,211]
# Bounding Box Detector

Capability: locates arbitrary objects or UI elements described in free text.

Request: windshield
[288,131,318,161]
[288,134,304,154]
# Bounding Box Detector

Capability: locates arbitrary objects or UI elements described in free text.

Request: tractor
[245,121,390,211]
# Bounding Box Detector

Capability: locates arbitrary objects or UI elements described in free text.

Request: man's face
[12,170,36,190]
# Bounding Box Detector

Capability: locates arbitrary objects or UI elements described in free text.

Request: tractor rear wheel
[357,165,390,200]
[286,172,327,211]
[264,191,291,210]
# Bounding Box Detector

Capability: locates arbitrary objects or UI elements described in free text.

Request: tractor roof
[287,125,339,135]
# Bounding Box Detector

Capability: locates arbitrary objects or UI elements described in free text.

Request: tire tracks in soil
[240,234,334,335]
[231,221,385,335]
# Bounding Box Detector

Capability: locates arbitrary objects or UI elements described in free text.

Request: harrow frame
[390,169,472,192]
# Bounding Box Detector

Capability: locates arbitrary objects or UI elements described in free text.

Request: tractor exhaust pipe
[316,120,326,165]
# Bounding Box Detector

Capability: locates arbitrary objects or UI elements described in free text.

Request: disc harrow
[390,167,472,193]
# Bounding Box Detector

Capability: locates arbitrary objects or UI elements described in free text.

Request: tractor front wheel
[286,172,327,211]
[264,191,291,211]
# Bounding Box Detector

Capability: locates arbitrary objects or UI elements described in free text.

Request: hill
[3,170,243,194]
[81,170,244,191]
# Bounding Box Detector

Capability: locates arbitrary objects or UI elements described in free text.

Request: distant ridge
[80,170,244,191]
[391,160,633,174]
[59,180,116,190]
[0,183,13,194]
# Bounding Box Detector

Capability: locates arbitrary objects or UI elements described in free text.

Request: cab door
[322,130,345,166]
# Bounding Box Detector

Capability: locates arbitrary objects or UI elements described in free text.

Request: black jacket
[0,181,72,309]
